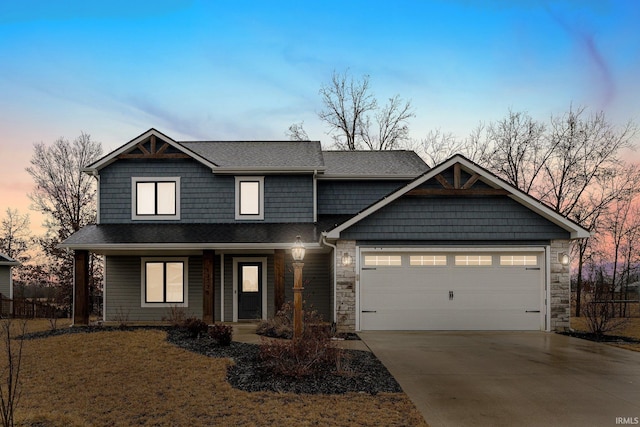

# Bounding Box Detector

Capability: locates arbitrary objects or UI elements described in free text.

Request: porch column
[274,249,285,312]
[202,250,215,324]
[73,250,90,325]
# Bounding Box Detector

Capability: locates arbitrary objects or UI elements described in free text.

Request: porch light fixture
[342,252,352,266]
[291,235,306,261]
[559,253,570,266]
[291,236,305,340]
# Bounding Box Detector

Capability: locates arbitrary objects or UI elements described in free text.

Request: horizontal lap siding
[317,180,406,215]
[341,196,570,241]
[284,252,332,322]
[0,268,10,297]
[105,256,203,322]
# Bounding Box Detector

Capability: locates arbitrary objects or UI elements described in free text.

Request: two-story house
[61,128,589,331]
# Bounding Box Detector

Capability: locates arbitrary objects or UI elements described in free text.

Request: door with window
[238,262,262,319]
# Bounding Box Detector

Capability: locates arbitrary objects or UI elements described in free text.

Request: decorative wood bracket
[409,163,506,196]
[118,135,190,160]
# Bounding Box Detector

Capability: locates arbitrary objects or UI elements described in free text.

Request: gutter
[321,235,338,323]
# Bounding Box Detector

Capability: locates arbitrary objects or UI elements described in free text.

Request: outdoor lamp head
[342,252,352,266]
[291,235,306,261]
[559,253,570,266]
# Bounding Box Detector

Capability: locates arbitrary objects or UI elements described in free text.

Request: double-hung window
[235,176,264,220]
[132,177,180,220]
[141,258,188,307]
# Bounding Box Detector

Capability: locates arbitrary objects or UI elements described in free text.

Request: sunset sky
[1,0,640,234]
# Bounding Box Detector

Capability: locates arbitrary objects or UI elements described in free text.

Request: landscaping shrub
[208,324,233,346]
[259,304,341,378]
[256,302,293,339]
[162,305,187,327]
[182,317,208,338]
[581,292,628,339]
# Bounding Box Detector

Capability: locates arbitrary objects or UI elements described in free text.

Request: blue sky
[1,0,639,229]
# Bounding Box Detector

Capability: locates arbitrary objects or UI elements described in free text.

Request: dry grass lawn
[2,321,427,427]
[571,317,640,352]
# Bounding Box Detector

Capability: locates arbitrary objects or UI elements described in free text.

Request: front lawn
[6,322,427,426]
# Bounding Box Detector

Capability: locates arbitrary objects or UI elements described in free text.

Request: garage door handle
[525,310,540,313]
[362,267,377,270]
[526,267,541,270]
[362,310,377,313]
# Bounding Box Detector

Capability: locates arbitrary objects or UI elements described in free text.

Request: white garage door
[359,250,544,331]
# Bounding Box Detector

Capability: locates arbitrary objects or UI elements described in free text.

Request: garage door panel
[360,251,543,331]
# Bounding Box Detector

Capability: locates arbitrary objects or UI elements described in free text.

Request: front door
[238,262,262,319]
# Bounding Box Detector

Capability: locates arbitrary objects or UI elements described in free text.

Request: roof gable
[87,129,217,171]
[324,154,591,240]
[0,253,20,266]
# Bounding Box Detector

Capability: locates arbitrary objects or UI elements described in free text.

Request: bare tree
[0,319,27,427]
[0,209,31,263]
[26,133,102,236]
[361,95,414,150]
[286,121,310,141]
[318,70,413,150]
[539,107,639,316]
[479,110,551,193]
[25,133,103,315]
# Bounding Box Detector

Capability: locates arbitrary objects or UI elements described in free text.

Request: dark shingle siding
[317,180,406,215]
[340,196,570,241]
[99,158,314,224]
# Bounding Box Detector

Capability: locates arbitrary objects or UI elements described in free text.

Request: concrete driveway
[359,331,640,427]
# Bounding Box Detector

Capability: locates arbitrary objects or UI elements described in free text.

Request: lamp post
[291,235,306,340]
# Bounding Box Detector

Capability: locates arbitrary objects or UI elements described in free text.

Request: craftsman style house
[62,129,589,331]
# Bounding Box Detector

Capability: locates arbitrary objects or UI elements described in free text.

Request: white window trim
[131,177,181,220]
[140,257,189,307]
[235,176,264,220]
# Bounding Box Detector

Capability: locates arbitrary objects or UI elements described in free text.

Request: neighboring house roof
[321,151,429,179]
[324,154,591,240]
[59,223,327,252]
[180,140,325,173]
[85,128,429,177]
[0,253,20,266]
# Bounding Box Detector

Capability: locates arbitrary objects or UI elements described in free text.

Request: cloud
[545,4,615,109]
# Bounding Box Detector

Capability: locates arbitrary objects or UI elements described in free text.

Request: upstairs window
[132,177,180,220]
[236,176,264,220]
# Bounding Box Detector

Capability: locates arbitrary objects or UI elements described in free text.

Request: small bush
[162,305,187,327]
[208,324,233,346]
[182,317,208,339]
[256,302,293,339]
[259,304,341,378]
[581,292,628,339]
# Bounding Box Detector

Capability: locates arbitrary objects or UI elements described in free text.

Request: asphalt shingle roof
[321,150,429,177]
[0,253,19,265]
[180,141,325,169]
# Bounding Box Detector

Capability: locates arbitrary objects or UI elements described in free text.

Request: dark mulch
[21,325,401,395]
[559,330,640,344]
[166,329,401,395]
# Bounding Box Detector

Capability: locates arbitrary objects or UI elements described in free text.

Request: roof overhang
[212,167,326,175]
[324,155,591,240]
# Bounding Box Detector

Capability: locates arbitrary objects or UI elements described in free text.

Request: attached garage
[325,155,591,333]
[359,249,545,331]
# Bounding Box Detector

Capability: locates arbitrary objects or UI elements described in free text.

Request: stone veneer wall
[335,240,356,332]
[550,239,571,331]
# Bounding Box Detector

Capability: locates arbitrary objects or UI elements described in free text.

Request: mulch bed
[166,328,401,395]
[559,330,640,344]
[21,325,402,395]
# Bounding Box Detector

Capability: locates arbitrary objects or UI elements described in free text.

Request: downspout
[321,235,338,323]
[313,169,318,223]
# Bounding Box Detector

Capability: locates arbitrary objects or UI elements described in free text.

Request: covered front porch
[71,247,334,326]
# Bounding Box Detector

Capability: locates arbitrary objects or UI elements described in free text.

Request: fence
[0,293,58,319]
